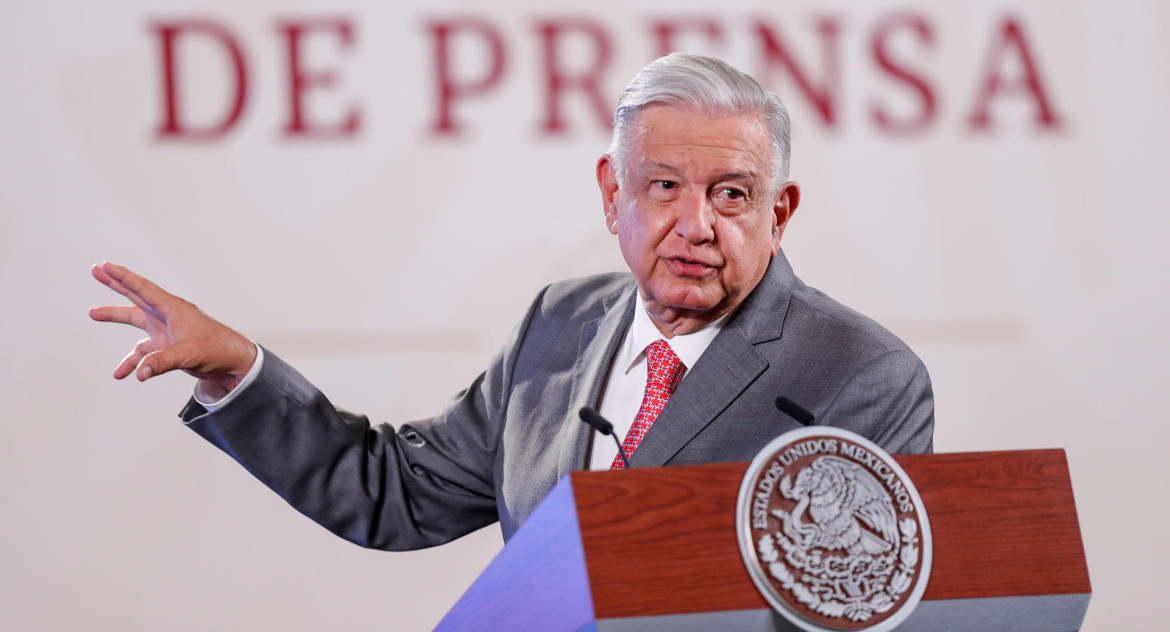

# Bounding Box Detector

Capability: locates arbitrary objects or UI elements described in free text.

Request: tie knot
[645,340,685,394]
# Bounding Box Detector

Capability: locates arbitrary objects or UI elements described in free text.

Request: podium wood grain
[570,449,1090,619]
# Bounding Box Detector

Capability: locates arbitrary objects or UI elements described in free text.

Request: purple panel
[435,476,596,632]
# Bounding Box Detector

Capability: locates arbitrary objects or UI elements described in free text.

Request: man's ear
[597,155,620,235]
[771,181,801,254]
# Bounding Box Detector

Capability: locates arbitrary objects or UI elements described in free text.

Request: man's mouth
[665,256,718,277]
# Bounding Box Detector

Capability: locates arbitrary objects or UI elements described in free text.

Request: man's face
[598,105,799,335]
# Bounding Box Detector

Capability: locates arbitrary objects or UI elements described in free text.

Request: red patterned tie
[611,340,686,469]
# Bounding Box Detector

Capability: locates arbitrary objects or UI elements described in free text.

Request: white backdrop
[2,0,1167,629]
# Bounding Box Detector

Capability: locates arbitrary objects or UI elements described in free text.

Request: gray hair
[607,53,792,191]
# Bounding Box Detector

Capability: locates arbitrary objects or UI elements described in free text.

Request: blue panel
[435,476,596,632]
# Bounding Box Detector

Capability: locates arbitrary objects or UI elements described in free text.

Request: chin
[656,285,725,314]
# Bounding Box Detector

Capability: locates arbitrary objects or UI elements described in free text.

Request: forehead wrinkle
[643,140,767,176]
[650,136,763,160]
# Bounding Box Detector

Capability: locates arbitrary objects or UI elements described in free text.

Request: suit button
[402,429,426,448]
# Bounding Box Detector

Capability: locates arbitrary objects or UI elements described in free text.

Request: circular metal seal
[736,427,932,632]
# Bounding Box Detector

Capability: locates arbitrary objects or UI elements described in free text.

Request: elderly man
[91,53,933,548]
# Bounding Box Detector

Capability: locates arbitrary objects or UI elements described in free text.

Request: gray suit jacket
[182,251,933,548]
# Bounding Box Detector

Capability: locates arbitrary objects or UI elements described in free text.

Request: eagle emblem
[737,428,931,632]
[774,456,899,557]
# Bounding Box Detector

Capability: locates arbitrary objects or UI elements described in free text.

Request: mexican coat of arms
[736,427,932,632]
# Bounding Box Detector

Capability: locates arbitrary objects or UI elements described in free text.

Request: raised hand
[89,262,257,399]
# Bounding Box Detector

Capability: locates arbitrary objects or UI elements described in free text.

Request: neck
[643,301,733,338]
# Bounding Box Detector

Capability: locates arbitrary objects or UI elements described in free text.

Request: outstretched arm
[88,261,257,399]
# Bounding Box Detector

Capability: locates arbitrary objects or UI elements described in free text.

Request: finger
[90,262,114,285]
[100,262,178,317]
[89,305,147,329]
[91,262,139,297]
[92,263,155,315]
[114,338,154,380]
[136,345,186,382]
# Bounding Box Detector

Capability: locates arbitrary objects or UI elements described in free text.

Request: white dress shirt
[588,299,728,470]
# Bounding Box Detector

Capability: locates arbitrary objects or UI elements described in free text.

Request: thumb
[137,348,181,381]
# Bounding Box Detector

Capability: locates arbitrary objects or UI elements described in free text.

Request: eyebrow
[644,161,682,175]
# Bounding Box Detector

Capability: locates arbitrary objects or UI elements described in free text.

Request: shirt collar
[619,298,730,376]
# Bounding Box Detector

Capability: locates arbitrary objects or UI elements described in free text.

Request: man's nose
[674,190,716,243]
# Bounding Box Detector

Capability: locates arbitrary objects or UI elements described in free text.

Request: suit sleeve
[820,349,935,455]
[181,287,548,551]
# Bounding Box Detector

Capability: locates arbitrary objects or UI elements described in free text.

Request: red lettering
[870,13,936,135]
[277,18,361,139]
[968,16,1061,131]
[427,18,507,136]
[536,18,614,134]
[753,17,842,127]
[152,20,248,140]
[650,18,725,57]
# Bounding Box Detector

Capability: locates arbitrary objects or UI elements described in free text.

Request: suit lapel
[627,253,796,467]
[555,283,636,478]
[626,322,766,467]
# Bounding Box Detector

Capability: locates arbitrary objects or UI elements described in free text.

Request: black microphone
[579,407,629,468]
[775,396,815,426]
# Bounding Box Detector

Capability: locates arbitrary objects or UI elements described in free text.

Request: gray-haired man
[91,53,933,548]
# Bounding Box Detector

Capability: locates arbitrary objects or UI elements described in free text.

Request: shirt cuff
[192,344,265,412]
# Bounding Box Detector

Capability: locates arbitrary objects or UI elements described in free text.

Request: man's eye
[720,188,747,200]
[653,180,677,190]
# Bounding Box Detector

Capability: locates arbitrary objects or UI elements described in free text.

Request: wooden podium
[435,449,1090,631]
